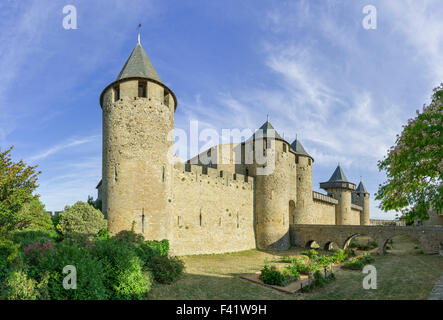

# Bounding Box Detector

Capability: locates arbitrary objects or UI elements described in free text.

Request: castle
[96,39,371,255]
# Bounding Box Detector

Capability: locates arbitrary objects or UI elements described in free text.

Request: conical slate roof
[356,181,368,194]
[328,165,349,182]
[117,43,161,82]
[249,121,284,141]
[290,138,311,158]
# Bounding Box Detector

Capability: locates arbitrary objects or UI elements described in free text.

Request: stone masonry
[97,38,443,256]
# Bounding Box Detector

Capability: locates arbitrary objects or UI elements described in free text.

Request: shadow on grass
[147,272,297,300]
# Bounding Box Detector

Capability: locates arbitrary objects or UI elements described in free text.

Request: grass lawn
[148,236,443,300]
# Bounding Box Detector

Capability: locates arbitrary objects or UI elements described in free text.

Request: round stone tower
[320,165,356,225]
[290,138,314,224]
[355,181,370,225]
[100,38,177,240]
[246,121,295,250]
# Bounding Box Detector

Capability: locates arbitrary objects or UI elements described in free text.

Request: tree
[376,84,443,225]
[56,201,107,237]
[0,146,40,230]
[15,196,53,231]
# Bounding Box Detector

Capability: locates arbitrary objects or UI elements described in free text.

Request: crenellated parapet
[173,162,254,189]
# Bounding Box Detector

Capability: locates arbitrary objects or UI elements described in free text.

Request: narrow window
[283,144,287,153]
[114,163,118,182]
[177,216,181,226]
[295,156,299,164]
[114,85,120,101]
[141,208,145,233]
[237,213,239,228]
[138,81,147,97]
[308,159,312,166]
[164,90,169,105]
[162,166,165,182]
[245,169,249,176]
[199,210,202,226]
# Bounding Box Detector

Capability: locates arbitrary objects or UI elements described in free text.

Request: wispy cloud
[384,0,443,85]
[29,135,99,162]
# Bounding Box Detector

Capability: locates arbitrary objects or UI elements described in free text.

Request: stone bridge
[290,224,443,254]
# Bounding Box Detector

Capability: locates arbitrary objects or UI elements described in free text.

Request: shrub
[293,260,311,274]
[279,255,309,264]
[95,228,110,241]
[149,255,184,284]
[11,229,60,248]
[282,264,300,280]
[260,265,289,286]
[113,230,169,268]
[360,252,374,264]
[278,256,293,263]
[331,249,348,263]
[0,267,49,300]
[114,230,145,245]
[92,239,151,299]
[57,201,107,238]
[302,270,336,292]
[0,238,20,281]
[313,254,334,267]
[342,257,365,270]
[37,242,109,300]
[301,249,318,258]
[23,240,54,266]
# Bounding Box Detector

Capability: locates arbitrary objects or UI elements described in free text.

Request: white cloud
[384,0,443,85]
[28,135,99,162]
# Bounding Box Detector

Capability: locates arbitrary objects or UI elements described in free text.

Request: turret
[354,181,370,225]
[320,165,356,225]
[100,36,177,240]
[247,120,294,250]
[290,138,314,224]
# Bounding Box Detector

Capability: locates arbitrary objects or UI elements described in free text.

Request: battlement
[173,162,254,187]
[312,191,338,205]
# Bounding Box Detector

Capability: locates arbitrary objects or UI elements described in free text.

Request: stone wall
[310,199,336,225]
[350,208,361,225]
[170,162,256,255]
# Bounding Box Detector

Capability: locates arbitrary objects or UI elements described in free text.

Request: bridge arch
[381,234,426,255]
[323,241,339,251]
[343,233,378,249]
[305,240,320,249]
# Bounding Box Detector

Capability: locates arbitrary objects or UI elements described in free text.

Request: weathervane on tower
[138,23,142,44]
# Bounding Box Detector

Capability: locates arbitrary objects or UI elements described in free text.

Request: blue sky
[1,1,442,219]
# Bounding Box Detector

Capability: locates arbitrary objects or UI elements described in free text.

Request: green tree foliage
[57,201,107,237]
[15,196,53,231]
[0,146,40,230]
[376,84,443,224]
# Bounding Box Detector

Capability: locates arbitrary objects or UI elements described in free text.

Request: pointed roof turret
[328,164,349,182]
[320,164,356,191]
[356,181,369,194]
[249,120,284,141]
[116,42,162,82]
[100,30,177,110]
[290,138,311,158]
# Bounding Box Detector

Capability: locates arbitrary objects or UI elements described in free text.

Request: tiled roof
[117,43,161,82]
